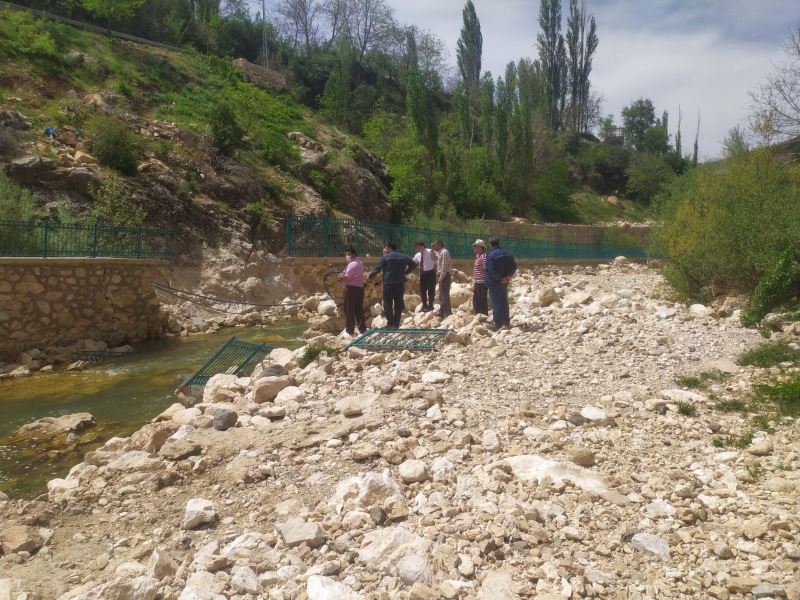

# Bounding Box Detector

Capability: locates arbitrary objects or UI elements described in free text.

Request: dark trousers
[489,282,510,327]
[438,273,452,316]
[419,270,436,309]
[383,283,405,328]
[473,282,488,315]
[343,285,366,335]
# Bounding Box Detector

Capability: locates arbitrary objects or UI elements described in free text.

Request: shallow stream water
[0,322,307,499]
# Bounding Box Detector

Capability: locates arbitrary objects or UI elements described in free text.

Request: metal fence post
[135,226,143,258]
[42,222,48,258]
[322,218,330,256]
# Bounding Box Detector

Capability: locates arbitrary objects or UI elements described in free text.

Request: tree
[621,98,656,151]
[456,0,482,145]
[537,0,566,130]
[277,0,321,58]
[210,101,244,155]
[692,110,701,166]
[406,70,438,157]
[349,0,394,62]
[675,106,683,157]
[750,27,800,142]
[82,0,145,30]
[565,0,598,133]
[723,125,750,159]
[321,0,351,49]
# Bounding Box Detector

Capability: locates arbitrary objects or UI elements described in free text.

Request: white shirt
[413,248,437,272]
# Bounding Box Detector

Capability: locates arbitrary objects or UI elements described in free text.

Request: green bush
[654,149,800,299]
[209,101,244,156]
[90,176,146,226]
[0,9,56,58]
[574,142,630,194]
[534,158,577,222]
[741,250,799,326]
[626,153,674,203]
[0,174,40,253]
[298,343,336,368]
[88,116,140,176]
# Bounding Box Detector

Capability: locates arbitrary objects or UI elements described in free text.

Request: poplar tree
[456,0,483,145]
[565,0,598,133]
[537,0,566,130]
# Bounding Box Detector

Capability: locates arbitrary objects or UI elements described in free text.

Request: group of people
[338,238,517,335]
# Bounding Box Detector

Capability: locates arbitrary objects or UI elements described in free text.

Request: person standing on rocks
[368,241,417,328]
[412,241,437,312]
[486,237,517,330]
[471,239,488,315]
[432,239,452,318]
[338,246,367,336]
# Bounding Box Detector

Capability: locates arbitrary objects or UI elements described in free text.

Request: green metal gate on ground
[185,337,273,387]
[285,215,649,260]
[346,328,450,351]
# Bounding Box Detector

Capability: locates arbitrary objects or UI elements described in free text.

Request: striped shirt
[436,247,451,282]
[473,253,486,283]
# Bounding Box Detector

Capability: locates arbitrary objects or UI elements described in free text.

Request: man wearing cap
[471,239,488,315]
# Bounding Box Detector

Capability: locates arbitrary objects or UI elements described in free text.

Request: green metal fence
[285,215,649,260]
[0,220,176,259]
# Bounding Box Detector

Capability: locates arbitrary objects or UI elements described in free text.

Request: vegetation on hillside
[3,0,687,227]
[654,26,800,318]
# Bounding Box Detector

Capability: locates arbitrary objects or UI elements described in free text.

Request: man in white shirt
[413,241,437,312]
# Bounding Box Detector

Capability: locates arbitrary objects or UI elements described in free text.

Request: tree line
[23,0,699,223]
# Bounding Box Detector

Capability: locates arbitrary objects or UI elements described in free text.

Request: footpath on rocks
[1,261,798,600]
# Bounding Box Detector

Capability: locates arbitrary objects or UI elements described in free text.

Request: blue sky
[387,0,797,159]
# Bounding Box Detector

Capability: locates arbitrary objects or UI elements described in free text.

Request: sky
[386,0,798,160]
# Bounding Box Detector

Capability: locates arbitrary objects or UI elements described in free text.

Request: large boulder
[0,525,44,555]
[16,412,95,439]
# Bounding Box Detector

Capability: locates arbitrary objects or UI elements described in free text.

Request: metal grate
[186,337,273,387]
[346,328,450,351]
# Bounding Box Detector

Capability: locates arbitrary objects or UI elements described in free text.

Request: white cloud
[385,0,793,159]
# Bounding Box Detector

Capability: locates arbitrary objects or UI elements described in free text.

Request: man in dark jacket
[486,237,517,330]
[368,241,417,328]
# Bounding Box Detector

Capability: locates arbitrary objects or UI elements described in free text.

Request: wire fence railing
[285,215,650,260]
[0,220,177,259]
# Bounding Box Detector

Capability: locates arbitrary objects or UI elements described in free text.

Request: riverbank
[1,261,798,599]
[0,322,307,499]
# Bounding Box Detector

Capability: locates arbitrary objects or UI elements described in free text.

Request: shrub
[298,343,336,368]
[676,401,697,416]
[737,341,800,368]
[90,176,146,226]
[716,399,748,413]
[574,142,630,194]
[654,149,800,299]
[0,9,56,58]
[0,172,38,221]
[740,250,799,326]
[209,101,244,156]
[534,158,577,222]
[0,174,40,253]
[88,116,140,176]
[626,153,674,203]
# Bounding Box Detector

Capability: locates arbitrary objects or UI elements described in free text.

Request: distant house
[604,127,625,146]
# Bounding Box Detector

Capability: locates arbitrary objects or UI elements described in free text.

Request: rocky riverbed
[1,260,798,600]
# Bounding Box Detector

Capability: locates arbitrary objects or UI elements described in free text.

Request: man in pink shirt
[338,246,367,335]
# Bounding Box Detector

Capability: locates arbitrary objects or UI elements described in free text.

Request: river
[0,322,307,499]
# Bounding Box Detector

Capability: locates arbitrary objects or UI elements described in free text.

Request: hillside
[0,8,398,257]
[0,7,652,257]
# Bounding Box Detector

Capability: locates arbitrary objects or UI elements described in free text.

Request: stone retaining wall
[0,258,164,361]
